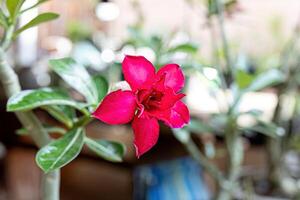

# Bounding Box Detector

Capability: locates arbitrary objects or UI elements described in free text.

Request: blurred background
[1,0,300,199]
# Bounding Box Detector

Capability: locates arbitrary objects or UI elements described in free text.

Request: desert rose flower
[92,55,190,157]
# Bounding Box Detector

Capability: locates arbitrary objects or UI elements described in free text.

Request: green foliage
[6,55,117,170]
[15,13,59,36]
[35,130,127,172]
[243,121,284,138]
[36,128,85,173]
[93,75,109,103]
[5,55,124,171]
[187,119,213,134]
[49,58,99,104]
[42,105,76,128]
[21,0,50,13]
[33,0,49,6]
[166,43,199,55]
[207,0,218,16]
[6,0,25,21]
[0,0,127,191]
[246,69,285,92]
[85,138,126,162]
[16,126,66,136]
[0,11,8,28]
[235,67,285,92]
[207,0,238,17]
[125,26,148,47]
[210,114,228,134]
[123,26,200,68]
[6,88,86,113]
[235,69,255,89]
[172,128,190,144]
[66,21,92,42]
[239,109,263,118]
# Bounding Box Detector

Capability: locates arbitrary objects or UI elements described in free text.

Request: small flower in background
[93,55,190,157]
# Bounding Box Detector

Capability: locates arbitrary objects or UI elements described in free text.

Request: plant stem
[0,26,60,200]
[267,19,300,193]
[216,119,243,200]
[1,25,15,51]
[42,170,60,200]
[215,0,234,80]
[267,82,298,194]
[208,20,228,90]
[130,0,145,28]
[214,1,245,198]
[184,137,225,188]
[183,134,243,200]
[205,16,231,113]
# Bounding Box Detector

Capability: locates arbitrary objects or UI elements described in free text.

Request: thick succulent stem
[0,25,60,200]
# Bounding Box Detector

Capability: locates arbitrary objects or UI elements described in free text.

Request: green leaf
[243,121,285,138]
[7,88,85,112]
[149,35,163,52]
[235,69,255,89]
[36,128,84,173]
[49,58,97,104]
[167,43,198,54]
[172,128,190,144]
[208,0,218,16]
[42,105,75,128]
[239,109,263,117]
[187,119,212,134]
[15,13,59,35]
[246,69,285,91]
[21,0,50,13]
[34,0,50,6]
[210,114,228,134]
[6,0,25,20]
[207,0,237,17]
[127,26,146,46]
[0,11,8,28]
[93,75,108,103]
[85,138,126,162]
[16,126,66,136]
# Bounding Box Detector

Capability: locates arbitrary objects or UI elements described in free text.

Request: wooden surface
[4,147,132,200]
[1,140,269,200]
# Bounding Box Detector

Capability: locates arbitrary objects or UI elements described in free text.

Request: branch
[0,24,60,200]
[215,0,234,80]
[184,137,225,185]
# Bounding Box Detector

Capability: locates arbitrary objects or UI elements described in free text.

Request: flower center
[137,89,164,111]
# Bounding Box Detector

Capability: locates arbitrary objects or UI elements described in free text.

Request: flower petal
[92,90,137,125]
[132,115,159,158]
[157,64,185,92]
[159,88,185,110]
[122,55,156,91]
[154,101,190,128]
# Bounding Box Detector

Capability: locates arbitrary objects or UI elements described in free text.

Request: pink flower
[92,55,190,157]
